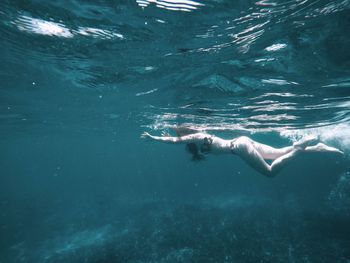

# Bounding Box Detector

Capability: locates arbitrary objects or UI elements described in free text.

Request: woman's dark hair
[186,143,205,161]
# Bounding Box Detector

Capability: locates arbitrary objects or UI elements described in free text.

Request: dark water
[1,0,350,262]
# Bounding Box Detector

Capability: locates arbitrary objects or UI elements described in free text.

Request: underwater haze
[1,0,350,262]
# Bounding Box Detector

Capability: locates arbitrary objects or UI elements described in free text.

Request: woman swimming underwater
[141,129,343,177]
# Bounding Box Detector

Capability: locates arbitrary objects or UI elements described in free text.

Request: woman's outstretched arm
[141,132,208,144]
[141,132,179,143]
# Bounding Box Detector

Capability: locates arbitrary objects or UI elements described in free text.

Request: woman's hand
[140,131,152,139]
[140,132,156,139]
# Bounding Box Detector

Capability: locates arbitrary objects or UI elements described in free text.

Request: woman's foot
[293,135,318,149]
[304,143,344,154]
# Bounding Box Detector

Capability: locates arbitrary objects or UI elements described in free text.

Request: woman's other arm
[141,132,208,144]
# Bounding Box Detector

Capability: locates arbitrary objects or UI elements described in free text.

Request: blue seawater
[1,0,350,262]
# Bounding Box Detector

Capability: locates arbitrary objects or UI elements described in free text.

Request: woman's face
[200,137,212,153]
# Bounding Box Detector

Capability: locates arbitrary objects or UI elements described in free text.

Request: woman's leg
[233,137,272,176]
[267,142,343,176]
[268,149,301,177]
[234,137,341,178]
[245,135,317,160]
[234,137,303,177]
[250,140,294,160]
